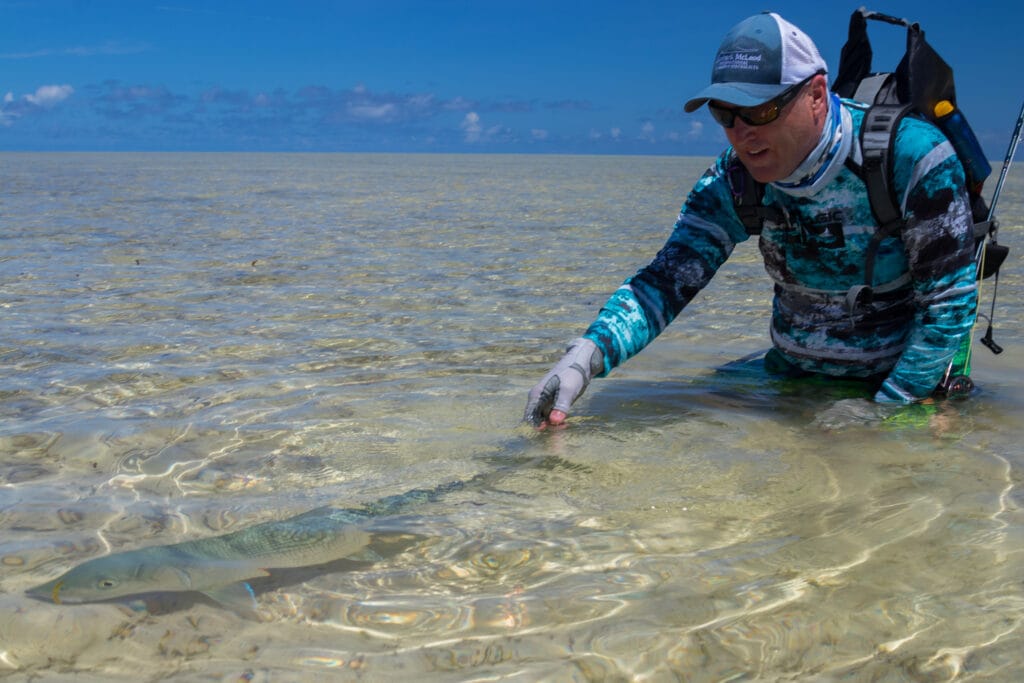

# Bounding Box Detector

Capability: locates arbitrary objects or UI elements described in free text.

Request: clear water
[1,152,1022,681]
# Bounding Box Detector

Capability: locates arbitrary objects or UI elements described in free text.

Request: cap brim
[683,82,790,113]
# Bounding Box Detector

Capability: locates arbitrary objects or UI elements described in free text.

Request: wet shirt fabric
[584,97,978,403]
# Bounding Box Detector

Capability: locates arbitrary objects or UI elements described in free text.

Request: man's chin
[739,155,782,183]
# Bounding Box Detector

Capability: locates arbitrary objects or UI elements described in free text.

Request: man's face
[718,75,829,184]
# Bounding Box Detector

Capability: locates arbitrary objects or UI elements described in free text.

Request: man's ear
[810,75,830,119]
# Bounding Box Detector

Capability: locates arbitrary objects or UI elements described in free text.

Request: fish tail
[360,478,470,516]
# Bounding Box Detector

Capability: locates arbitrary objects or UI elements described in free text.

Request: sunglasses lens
[745,102,779,126]
[708,105,735,128]
[708,99,780,129]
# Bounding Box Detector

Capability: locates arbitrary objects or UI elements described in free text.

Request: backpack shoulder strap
[725,152,786,235]
[859,102,913,287]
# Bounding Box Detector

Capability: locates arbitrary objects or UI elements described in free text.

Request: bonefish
[26,481,464,614]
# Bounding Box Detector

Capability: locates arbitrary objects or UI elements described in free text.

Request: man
[525,11,978,427]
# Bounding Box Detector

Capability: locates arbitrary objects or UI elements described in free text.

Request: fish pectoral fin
[200,582,260,619]
[172,567,193,589]
[348,548,384,563]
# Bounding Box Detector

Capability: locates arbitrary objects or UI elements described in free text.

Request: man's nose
[725,117,757,144]
[731,117,755,135]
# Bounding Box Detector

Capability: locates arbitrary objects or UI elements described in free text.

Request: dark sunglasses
[708,71,824,129]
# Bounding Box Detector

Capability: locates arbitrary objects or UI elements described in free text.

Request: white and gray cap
[684,12,827,112]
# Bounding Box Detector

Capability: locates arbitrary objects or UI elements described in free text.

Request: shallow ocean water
[1,152,1022,681]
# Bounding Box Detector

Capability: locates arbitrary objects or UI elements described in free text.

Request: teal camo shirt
[583,98,978,403]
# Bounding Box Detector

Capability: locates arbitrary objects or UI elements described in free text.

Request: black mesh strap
[725,154,786,235]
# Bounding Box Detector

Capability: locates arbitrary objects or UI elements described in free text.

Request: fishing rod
[986,99,1024,225]
[941,99,1022,396]
[975,98,1024,357]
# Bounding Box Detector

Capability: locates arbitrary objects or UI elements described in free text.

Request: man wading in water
[525,12,978,427]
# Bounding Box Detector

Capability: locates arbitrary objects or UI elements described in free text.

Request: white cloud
[640,121,655,141]
[444,96,475,111]
[407,93,434,109]
[25,84,74,107]
[1,84,74,126]
[687,121,704,139]
[347,102,397,122]
[461,111,482,142]
[531,128,548,141]
[590,127,624,143]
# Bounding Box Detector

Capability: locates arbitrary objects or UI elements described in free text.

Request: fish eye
[97,578,118,589]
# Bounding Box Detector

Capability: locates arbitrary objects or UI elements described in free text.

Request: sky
[1,0,1022,158]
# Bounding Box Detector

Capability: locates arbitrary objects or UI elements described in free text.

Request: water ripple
[2,153,1023,681]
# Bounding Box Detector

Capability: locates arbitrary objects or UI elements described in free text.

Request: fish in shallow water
[26,482,463,615]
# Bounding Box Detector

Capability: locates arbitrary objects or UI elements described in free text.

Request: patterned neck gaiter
[773,92,852,197]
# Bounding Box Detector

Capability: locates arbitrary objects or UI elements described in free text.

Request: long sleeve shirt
[583,98,978,403]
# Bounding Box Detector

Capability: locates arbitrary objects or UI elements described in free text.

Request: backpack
[728,8,1009,299]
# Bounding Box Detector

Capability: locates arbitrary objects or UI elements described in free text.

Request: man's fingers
[525,375,560,426]
[547,409,568,426]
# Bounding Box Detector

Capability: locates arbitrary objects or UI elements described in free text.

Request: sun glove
[524,337,604,426]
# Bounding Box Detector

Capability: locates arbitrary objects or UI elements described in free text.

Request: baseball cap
[684,12,827,113]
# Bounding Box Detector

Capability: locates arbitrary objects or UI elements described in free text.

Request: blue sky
[2,1,1021,157]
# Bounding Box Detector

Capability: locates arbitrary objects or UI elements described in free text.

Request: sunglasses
[707,71,823,129]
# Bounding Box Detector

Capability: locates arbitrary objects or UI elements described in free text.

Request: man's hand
[524,338,604,427]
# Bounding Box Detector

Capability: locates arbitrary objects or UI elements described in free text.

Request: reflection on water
[1,153,1022,680]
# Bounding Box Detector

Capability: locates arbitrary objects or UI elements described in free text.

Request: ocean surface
[1,152,1022,681]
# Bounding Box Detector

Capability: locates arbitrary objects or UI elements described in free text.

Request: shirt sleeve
[875,120,979,402]
[583,153,752,376]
